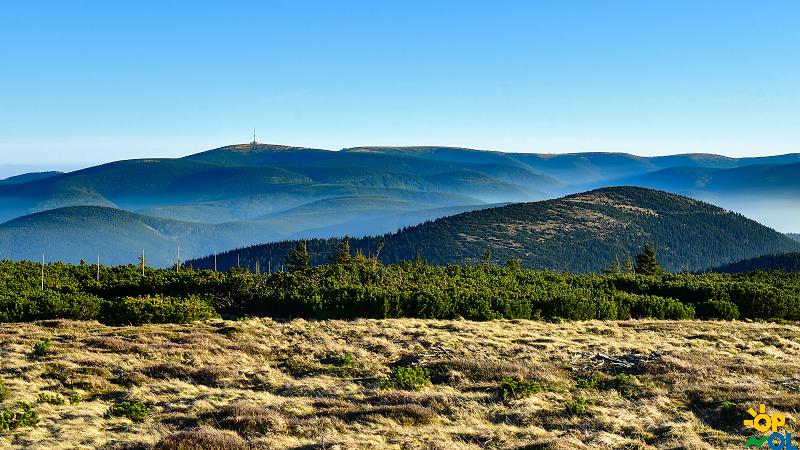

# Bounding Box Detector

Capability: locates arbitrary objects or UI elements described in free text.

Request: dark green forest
[712,252,800,273]
[2,245,799,324]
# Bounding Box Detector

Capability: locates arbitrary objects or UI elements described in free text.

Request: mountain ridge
[2,144,799,265]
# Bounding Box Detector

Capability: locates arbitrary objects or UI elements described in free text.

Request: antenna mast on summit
[252,129,257,144]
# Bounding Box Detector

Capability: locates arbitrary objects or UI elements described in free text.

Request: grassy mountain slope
[7,319,795,449]
[189,187,800,273]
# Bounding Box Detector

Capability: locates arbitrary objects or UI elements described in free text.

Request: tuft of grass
[0,402,39,432]
[37,392,66,405]
[565,397,591,417]
[500,377,545,400]
[108,400,150,422]
[114,371,150,387]
[31,339,53,357]
[207,402,288,436]
[435,358,532,382]
[154,427,249,450]
[380,366,430,391]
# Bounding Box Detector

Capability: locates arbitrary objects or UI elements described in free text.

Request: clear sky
[1,0,798,166]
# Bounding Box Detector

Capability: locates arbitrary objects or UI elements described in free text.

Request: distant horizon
[2,139,800,174]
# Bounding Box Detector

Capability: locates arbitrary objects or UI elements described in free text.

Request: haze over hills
[2,143,800,266]
[0,202,507,267]
[187,187,800,274]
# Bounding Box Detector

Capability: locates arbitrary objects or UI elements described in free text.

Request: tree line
[0,243,798,324]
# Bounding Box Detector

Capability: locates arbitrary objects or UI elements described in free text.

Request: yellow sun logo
[745,403,785,434]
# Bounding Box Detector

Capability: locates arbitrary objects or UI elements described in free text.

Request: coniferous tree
[481,248,492,266]
[622,255,636,274]
[635,245,663,275]
[506,257,521,271]
[604,255,620,274]
[330,236,352,264]
[413,251,424,266]
[286,240,311,272]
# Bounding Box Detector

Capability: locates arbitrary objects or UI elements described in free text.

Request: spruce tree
[603,255,620,274]
[506,257,521,271]
[413,251,424,266]
[330,236,352,264]
[635,245,663,275]
[622,256,635,274]
[481,247,492,266]
[286,240,311,272]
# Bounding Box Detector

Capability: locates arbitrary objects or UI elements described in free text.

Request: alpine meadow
[2,2,800,449]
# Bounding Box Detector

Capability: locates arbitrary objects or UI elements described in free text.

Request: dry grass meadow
[1,318,798,449]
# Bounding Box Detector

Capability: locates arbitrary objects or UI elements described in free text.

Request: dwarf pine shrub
[381,366,430,391]
[499,377,545,400]
[0,402,39,432]
[108,400,150,422]
[101,295,218,325]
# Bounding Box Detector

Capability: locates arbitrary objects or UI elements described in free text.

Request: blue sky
[1,0,798,166]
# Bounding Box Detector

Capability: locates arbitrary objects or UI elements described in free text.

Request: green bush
[327,352,355,367]
[0,402,39,432]
[101,295,219,325]
[381,366,430,391]
[696,300,740,320]
[31,339,53,358]
[67,392,82,405]
[611,373,640,397]
[500,377,545,400]
[565,397,591,417]
[0,291,102,323]
[108,400,150,422]
[37,392,65,405]
[615,292,695,320]
[575,375,604,390]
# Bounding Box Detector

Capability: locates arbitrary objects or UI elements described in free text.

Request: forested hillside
[188,187,800,273]
[710,252,800,273]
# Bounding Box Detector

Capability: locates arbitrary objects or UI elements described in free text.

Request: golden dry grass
[0,318,798,449]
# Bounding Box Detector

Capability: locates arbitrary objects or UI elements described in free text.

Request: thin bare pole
[97,254,100,282]
[41,254,45,291]
[176,245,180,273]
[214,253,217,272]
[141,250,145,276]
